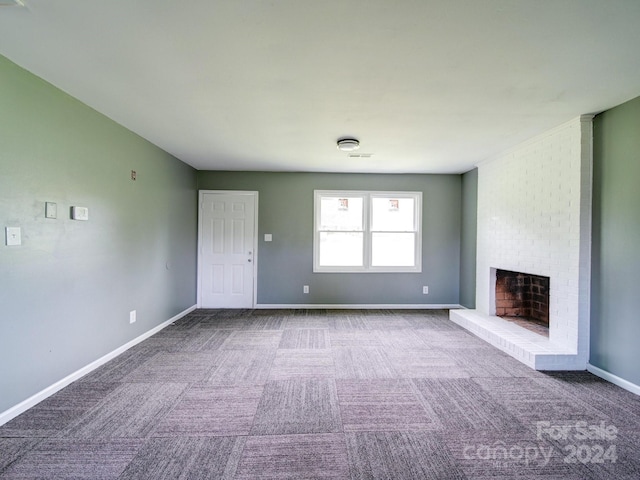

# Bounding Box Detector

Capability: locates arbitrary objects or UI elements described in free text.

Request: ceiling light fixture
[337,138,360,152]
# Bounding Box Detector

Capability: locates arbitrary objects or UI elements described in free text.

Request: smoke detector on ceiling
[336,138,360,152]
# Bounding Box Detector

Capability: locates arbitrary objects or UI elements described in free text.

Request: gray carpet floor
[1,309,639,479]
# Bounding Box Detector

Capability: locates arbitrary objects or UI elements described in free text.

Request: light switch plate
[5,227,21,246]
[45,202,57,219]
[71,206,89,221]
[264,234,273,242]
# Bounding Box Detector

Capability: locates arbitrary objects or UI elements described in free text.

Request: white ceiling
[1,1,640,174]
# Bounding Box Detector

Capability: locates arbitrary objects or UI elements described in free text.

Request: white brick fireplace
[451,116,593,370]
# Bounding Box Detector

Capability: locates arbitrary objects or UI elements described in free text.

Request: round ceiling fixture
[337,138,360,152]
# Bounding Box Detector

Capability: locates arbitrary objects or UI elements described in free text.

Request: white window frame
[313,190,422,273]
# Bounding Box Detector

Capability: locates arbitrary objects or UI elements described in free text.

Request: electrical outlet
[5,227,21,246]
[422,286,429,294]
[303,285,309,294]
[129,310,136,324]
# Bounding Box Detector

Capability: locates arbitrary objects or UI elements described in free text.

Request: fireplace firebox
[495,269,550,335]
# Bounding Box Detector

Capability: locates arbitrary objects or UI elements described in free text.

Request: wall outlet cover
[45,202,57,219]
[5,227,21,246]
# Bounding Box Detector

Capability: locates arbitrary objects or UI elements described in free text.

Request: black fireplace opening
[495,269,550,336]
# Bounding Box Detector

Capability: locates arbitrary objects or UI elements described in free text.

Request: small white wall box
[45,202,57,219]
[71,206,89,221]
[5,227,21,246]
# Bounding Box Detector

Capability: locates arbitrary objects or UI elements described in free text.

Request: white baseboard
[0,305,197,427]
[587,363,640,396]
[254,304,463,310]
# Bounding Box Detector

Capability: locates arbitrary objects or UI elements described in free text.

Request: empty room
[1,1,639,478]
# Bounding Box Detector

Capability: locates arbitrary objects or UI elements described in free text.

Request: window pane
[371,233,415,266]
[319,197,363,231]
[319,232,363,266]
[371,197,415,232]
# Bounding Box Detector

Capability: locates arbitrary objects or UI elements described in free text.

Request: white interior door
[199,191,257,308]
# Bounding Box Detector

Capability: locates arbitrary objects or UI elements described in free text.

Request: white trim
[255,304,463,310]
[578,117,593,368]
[197,190,259,308]
[587,363,640,396]
[0,305,196,427]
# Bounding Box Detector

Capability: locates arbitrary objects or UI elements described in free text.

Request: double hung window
[313,190,422,273]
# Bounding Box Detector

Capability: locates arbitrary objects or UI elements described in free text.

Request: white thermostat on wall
[71,206,89,221]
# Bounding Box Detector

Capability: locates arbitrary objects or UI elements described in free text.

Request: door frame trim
[197,190,259,309]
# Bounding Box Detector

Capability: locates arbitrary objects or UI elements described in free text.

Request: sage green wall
[0,55,198,413]
[459,168,477,308]
[591,95,640,386]
[197,171,462,305]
